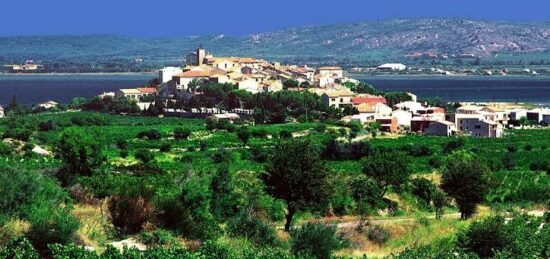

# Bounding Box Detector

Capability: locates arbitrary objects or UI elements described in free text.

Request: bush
[367,225,390,245]
[315,123,327,133]
[116,138,128,150]
[70,114,109,126]
[108,196,155,234]
[137,129,162,140]
[401,144,433,157]
[26,206,79,252]
[159,143,171,153]
[0,237,39,259]
[506,144,518,152]
[139,229,176,247]
[173,127,191,139]
[290,223,349,259]
[0,142,13,156]
[120,149,129,158]
[457,216,511,258]
[37,120,57,132]
[411,178,436,207]
[279,130,292,139]
[442,138,465,153]
[227,214,279,247]
[524,144,533,151]
[529,160,549,172]
[250,146,269,163]
[251,129,269,138]
[211,149,234,164]
[135,149,154,164]
[501,152,516,170]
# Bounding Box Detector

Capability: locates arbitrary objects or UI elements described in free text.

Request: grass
[72,204,113,252]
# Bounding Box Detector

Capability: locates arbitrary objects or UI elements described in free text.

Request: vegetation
[1,110,550,257]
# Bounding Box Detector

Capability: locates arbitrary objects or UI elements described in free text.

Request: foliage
[227,213,279,247]
[137,129,162,140]
[263,139,332,231]
[0,237,40,259]
[411,178,436,208]
[290,223,349,259]
[26,205,79,253]
[173,127,191,139]
[363,150,411,196]
[55,128,105,184]
[367,225,391,245]
[441,152,488,219]
[135,148,154,164]
[108,196,155,234]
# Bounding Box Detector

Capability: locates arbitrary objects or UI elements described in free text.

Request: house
[394,101,425,114]
[456,105,484,114]
[508,109,528,122]
[417,107,445,115]
[0,105,4,118]
[376,63,406,71]
[356,103,392,116]
[321,89,355,108]
[411,116,439,133]
[159,67,183,83]
[317,66,343,78]
[352,95,387,106]
[115,88,157,101]
[456,118,503,138]
[38,100,58,109]
[424,121,456,136]
[392,110,413,127]
[375,116,398,133]
[526,108,550,123]
[208,113,240,123]
[172,67,226,91]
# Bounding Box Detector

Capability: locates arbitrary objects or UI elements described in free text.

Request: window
[340,98,344,102]
[474,125,481,129]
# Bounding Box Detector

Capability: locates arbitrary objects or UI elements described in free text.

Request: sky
[1,0,550,37]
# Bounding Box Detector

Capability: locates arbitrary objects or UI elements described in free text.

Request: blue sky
[1,0,550,36]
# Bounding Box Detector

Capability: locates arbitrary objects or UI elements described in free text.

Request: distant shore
[0,72,157,76]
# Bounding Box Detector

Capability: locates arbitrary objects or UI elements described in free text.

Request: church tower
[197,45,206,66]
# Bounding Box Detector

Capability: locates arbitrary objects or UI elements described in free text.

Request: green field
[0,112,549,258]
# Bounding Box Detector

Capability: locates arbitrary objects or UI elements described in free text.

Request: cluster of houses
[87,47,550,138]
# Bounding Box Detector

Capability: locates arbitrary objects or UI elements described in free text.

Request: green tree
[440,152,488,219]
[237,127,251,147]
[363,151,411,197]
[55,128,105,185]
[210,165,238,220]
[263,139,332,231]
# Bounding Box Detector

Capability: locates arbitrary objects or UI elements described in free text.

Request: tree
[236,127,251,147]
[55,128,105,185]
[432,190,447,219]
[363,151,411,197]
[440,152,489,219]
[210,165,238,220]
[263,139,332,231]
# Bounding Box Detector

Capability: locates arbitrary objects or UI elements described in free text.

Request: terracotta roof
[138,87,158,94]
[174,67,226,78]
[352,95,387,105]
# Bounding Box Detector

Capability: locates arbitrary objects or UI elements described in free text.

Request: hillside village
[6,47,550,138]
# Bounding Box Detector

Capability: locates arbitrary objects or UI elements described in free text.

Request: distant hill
[2,18,550,70]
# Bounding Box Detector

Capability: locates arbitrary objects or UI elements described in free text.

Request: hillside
[2,18,550,69]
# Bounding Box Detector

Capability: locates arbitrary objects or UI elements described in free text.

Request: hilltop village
[4,47,549,138]
[91,47,549,138]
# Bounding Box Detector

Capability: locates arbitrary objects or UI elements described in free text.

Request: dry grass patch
[72,203,113,251]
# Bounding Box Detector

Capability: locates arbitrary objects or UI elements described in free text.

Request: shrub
[290,223,349,259]
[26,206,79,252]
[116,138,128,150]
[120,149,128,158]
[251,129,269,138]
[211,149,234,164]
[137,129,162,140]
[401,144,433,157]
[173,127,191,139]
[227,214,279,247]
[432,190,447,219]
[139,229,176,247]
[506,144,517,152]
[108,196,155,234]
[457,216,511,258]
[315,123,327,133]
[279,130,292,139]
[501,152,516,170]
[442,138,465,153]
[350,176,385,215]
[411,178,436,207]
[135,149,154,164]
[159,143,171,153]
[0,142,13,156]
[70,114,108,126]
[237,127,251,146]
[37,120,57,132]
[250,146,269,163]
[367,225,390,245]
[0,237,39,259]
[524,144,533,151]
[529,160,549,172]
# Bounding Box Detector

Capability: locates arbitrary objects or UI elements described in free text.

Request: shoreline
[0,72,157,76]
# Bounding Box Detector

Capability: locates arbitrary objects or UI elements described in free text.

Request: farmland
[0,111,549,258]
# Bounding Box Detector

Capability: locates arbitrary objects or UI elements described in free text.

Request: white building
[38,100,58,109]
[159,67,183,83]
[394,101,425,114]
[508,109,528,121]
[0,105,4,118]
[392,110,413,127]
[317,67,343,78]
[377,63,407,71]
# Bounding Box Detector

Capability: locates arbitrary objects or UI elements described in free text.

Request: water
[2,73,550,106]
[355,75,550,105]
[0,73,155,105]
